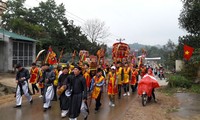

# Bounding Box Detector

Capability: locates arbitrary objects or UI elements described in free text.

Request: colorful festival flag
[46,46,57,65]
[184,44,194,61]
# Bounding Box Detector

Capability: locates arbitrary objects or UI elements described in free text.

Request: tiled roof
[0,29,36,42]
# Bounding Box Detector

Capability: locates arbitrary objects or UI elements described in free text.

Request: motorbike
[141,91,152,106]
[138,75,159,106]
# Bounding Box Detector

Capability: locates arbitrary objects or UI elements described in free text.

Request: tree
[176,0,200,82]
[162,40,177,70]
[82,19,110,43]
[2,0,101,61]
[179,0,200,36]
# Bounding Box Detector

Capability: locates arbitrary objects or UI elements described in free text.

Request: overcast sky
[25,0,187,47]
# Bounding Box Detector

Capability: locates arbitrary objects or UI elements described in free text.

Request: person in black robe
[57,66,70,117]
[40,63,55,111]
[68,66,87,120]
[14,63,33,108]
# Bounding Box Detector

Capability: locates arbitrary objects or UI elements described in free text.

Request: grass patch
[167,75,192,88]
[158,86,177,96]
[166,107,179,113]
[190,84,200,93]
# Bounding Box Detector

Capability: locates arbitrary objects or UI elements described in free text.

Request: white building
[0,29,36,72]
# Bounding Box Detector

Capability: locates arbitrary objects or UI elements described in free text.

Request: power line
[65,10,86,22]
[31,0,86,24]
[65,14,84,24]
[25,0,122,46]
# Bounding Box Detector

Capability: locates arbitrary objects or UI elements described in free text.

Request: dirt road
[0,73,199,120]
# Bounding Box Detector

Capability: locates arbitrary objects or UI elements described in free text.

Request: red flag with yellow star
[184,44,194,61]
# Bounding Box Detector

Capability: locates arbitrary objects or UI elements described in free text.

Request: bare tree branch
[82,19,110,43]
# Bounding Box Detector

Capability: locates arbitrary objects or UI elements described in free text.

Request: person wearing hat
[68,65,88,120]
[107,66,117,107]
[57,66,70,118]
[30,62,39,95]
[14,63,33,108]
[90,68,105,112]
[40,63,56,111]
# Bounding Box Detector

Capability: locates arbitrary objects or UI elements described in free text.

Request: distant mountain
[128,43,163,51]
[106,43,163,56]
[129,43,149,51]
[154,44,163,49]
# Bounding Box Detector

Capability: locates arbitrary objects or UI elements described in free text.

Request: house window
[12,41,34,67]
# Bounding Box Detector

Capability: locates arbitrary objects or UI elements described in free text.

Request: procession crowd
[13,61,164,120]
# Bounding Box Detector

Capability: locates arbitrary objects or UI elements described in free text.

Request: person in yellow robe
[38,64,45,98]
[30,63,39,94]
[107,66,117,107]
[123,62,131,96]
[52,65,62,101]
[116,61,124,99]
[90,68,105,112]
[83,63,91,91]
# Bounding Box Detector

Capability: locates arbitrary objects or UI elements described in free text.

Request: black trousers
[123,84,129,93]
[152,88,156,100]
[60,92,70,110]
[118,85,122,99]
[31,83,39,94]
[95,92,102,110]
[131,85,136,92]
[52,85,57,100]
[40,88,44,95]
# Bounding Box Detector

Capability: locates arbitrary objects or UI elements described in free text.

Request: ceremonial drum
[57,86,66,96]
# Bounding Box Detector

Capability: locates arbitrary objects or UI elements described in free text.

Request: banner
[184,44,194,61]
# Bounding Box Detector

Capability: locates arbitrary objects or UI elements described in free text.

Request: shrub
[190,84,200,93]
[167,75,192,88]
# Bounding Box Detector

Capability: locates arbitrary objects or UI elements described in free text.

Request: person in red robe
[30,63,39,94]
[130,67,138,93]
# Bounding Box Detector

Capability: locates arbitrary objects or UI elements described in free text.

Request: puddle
[173,93,200,119]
